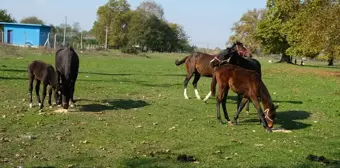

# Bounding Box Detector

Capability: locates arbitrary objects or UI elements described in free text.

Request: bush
[120,46,139,54]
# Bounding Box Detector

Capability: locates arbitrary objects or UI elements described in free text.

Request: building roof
[0,22,51,28]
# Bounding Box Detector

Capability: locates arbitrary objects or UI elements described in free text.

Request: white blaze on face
[184,88,189,99]
[194,89,201,100]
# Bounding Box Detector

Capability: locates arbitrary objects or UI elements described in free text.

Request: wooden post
[24,32,26,47]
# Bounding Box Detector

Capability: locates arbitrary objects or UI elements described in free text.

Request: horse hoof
[70,104,75,108]
[49,106,53,109]
[29,103,33,108]
[266,128,272,133]
[218,121,224,125]
[228,121,234,126]
[246,111,249,115]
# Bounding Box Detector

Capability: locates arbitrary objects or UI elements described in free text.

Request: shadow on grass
[80,71,186,77]
[0,76,26,80]
[122,157,189,168]
[302,64,340,69]
[80,71,133,76]
[0,68,27,73]
[243,110,311,130]
[80,99,150,112]
[273,100,303,104]
[275,110,312,130]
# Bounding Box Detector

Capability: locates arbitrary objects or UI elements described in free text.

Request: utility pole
[80,31,83,50]
[54,34,57,49]
[105,25,108,50]
[63,16,67,46]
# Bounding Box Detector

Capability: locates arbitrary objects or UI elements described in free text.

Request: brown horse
[214,42,262,115]
[175,44,253,101]
[28,60,60,109]
[210,63,278,132]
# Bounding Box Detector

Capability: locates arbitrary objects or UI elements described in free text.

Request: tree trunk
[277,53,293,63]
[328,56,334,66]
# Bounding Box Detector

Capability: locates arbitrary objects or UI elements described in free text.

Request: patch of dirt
[297,68,340,78]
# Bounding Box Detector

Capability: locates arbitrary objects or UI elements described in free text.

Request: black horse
[210,41,262,123]
[55,46,79,109]
[28,60,59,109]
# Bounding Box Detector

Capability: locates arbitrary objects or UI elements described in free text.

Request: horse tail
[211,73,217,97]
[175,55,189,66]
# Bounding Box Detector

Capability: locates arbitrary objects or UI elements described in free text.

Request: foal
[28,60,59,109]
[210,63,278,131]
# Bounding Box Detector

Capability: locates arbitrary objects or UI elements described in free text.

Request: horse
[175,45,253,101]
[209,62,278,132]
[175,52,216,100]
[209,42,262,115]
[27,60,60,109]
[55,46,79,109]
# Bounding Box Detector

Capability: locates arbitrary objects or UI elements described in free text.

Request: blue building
[0,22,51,47]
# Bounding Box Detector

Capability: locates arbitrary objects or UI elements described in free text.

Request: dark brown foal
[28,60,59,110]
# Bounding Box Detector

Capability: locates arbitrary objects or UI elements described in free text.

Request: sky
[1,0,267,49]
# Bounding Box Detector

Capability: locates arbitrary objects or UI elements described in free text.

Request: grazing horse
[210,63,278,132]
[55,46,79,109]
[28,60,59,109]
[175,46,253,101]
[209,42,262,115]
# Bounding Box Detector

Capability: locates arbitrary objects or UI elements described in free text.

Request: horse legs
[69,81,76,107]
[234,97,249,125]
[28,75,34,108]
[48,86,53,108]
[249,96,272,132]
[35,80,41,107]
[192,72,201,100]
[216,84,227,124]
[40,82,48,109]
[56,70,62,106]
[183,74,193,99]
[245,99,250,115]
[221,88,232,126]
[203,91,211,103]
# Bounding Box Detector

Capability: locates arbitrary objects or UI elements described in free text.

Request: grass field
[0,50,340,168]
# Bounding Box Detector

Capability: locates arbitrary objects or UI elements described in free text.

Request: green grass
[0,51,340,168]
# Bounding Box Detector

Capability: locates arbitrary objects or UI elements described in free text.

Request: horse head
[209,47,234,68]
[234,41,253,58]
[264,104,279,128]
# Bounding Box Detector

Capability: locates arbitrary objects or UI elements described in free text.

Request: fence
[49,33,104,50]
[0,30,3,43]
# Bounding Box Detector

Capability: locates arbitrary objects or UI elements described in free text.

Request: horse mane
[259,80,274,110]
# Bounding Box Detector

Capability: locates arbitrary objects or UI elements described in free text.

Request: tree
[282,0,340,65]
[136,0,164,20]
[91,0,131,48]
[0,9,16,22]
[20,16,44,24]
[255,0,301,63]
[228,8,267,54]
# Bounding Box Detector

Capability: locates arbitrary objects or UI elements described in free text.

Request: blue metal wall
[39,26,51,46]
[3,24,50,47]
